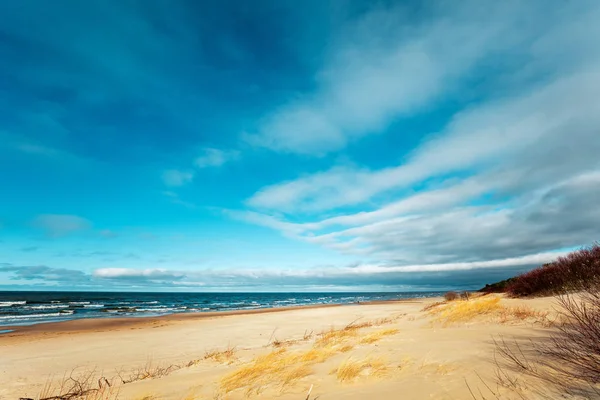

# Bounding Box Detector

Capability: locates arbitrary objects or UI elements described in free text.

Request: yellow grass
[503,306,549,320]
[333,357,389,382]
[360,328,399,344]
[421,301,445,312]
[428,296,551,326]
[297,347,336,363]
[429,296,503,324]
[339,344,354,352]
[220,317,402,395]
[315,316,398,347]
[182,390,201,400]
[279,364,313,388]
[315,326,358,347]
[220,348,314,395]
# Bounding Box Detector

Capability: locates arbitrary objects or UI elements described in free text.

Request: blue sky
[1,0,599,292]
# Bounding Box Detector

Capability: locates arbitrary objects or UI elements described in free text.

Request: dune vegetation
[481,243,600,297]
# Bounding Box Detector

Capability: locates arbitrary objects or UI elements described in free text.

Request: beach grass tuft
[220,348,312,395]
[332,357,389,382]
[359,328,399,344]
[429,296,503,324]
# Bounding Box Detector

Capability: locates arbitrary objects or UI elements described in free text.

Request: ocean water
[0,291,443,327]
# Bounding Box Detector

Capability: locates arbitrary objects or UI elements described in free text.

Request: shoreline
[0,295,560,400]
[0,297,429,337]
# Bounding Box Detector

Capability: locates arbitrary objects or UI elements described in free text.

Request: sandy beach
[0,294,561,400]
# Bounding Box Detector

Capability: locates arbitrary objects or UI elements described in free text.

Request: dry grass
[422,301,445,312]
[220,348,314,395]
[296,347,336,363]
[269,329,315,348]
[220,344,345,395]
[118,360,180,384]
[360,328,399,344]
[339,344,354,353]
[315,326,359,347]
[429,296,503,324]
[204,345,237,364]
[427,296,550,326]
[499,306,551,325]
[35,369,119,400]
[315,316,397,347]
[220,317,400,396]
[332,357,389,383]
[490,289,600,398]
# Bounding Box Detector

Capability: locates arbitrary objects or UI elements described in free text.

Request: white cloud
[194,148,240,168]
[238,0,600,273]
[94,268,185,280]
[248,70,600,213]
[244,1,597,156]
[160,148,239,190]
[344,251,571,274]
[83,248,567,290]
[248,170,600,266]
[161,169,194,187]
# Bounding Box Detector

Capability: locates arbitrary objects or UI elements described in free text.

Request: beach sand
[0,295,558,400]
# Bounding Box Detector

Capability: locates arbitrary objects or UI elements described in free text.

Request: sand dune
[0,295,560,400]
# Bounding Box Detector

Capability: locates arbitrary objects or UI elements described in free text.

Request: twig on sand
[305,384,313,400]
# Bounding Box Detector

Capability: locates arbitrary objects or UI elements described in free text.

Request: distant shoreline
[0,297,428,336]
[0,291,444,331]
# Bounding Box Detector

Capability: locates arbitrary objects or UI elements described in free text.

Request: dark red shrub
[507,243,600,297]
[444,291,459,301]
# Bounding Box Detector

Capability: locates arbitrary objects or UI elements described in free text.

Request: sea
[0,291,444,328]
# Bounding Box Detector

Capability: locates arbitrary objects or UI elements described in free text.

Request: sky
[1,0,599,292]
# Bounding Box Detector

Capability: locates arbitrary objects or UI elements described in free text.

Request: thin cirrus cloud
[32,214,92,238]
[194,148,240,168]
[93,268,186,282]
[161,169,194,187]
[162,148,239,188]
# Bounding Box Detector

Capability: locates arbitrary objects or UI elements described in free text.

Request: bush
[494,286,600,397]
[479,278,515,293]
[444,291,459,301]
[506,243,600,297]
